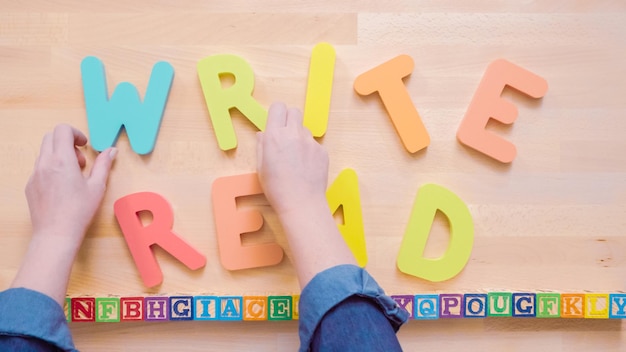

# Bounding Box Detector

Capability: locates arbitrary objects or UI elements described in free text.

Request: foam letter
[326,168,367,267]
[354,55,430,153]
[303,43,336,137]
[212,173,284,270]
[197,54,267,150]
[456,59,548,163]
[81,56,174,155]
[397,184,474,282]
[114,192,207,288]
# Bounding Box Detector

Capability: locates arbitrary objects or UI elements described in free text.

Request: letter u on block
[114,192,207,288]
[456,59,548,163]
[212,173,284,270]
[397,184,474,282]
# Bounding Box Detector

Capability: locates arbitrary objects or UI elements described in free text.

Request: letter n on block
[71,297,95,322]
[414,295,439,320]
[464,294,488,318]
[561,293,585,318]
[114,192,207,288]
[609,294,626,319]
[456,59,548,163]
[120,297,144,322]
[439,294,463,318]
[212,173,284,270]
[512,293,536,317]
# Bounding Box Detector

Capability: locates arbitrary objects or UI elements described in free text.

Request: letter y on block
[81,56,174,155]
[114,192,206,288]
[456,59,548,163]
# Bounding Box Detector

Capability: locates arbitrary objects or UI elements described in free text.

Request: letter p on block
[457,59,548,163]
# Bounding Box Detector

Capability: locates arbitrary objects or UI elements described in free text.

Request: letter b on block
[397,184,474,282]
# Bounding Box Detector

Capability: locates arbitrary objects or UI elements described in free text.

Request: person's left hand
[25,124,116,245]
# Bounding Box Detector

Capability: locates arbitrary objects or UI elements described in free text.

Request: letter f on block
[114,192,206,288]
[81,56,174,155]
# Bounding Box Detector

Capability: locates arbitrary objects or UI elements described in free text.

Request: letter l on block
[114,192,207,288]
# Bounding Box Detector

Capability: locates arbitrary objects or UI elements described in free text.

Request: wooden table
[1,1,625,350]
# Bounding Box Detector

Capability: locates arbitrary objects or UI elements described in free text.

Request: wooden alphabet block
[584,293,609,319]
[194,296,219,320]
[536,293,560,318]
[292,295,300,320]
[391,295,414,319]
[220,296,243,321]
[439,294,463,318]
[512,293,536,317]
[487,292,512,317]
[144,297,169,321]
[268,296,292,321]
[71,297,95,322]
[65,298,71,322]
[561,293,585,318]
[96,297,120,322]
[243,296,268,321]
[609,294,626,319]
[170,296,194,320]
[120,297,144,321]
[464,294,487,318]
[414,294,439,320]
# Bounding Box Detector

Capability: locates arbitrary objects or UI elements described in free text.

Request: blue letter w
[81,56,174,155]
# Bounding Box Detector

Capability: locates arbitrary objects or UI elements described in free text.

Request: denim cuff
[298,264,409,352]
[0,287,77,352]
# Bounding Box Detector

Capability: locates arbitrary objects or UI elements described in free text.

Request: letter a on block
[81,56,174,155]
[397,184,474,282]
[303,43,336,137]
[456,59,548,163]
[197,55,267,151]
[326,168,367,267]
[114,192,207,288]
[354,55,430,153]
[212,173,284,270]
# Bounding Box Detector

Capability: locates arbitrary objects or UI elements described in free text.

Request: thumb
[89,147,117,188]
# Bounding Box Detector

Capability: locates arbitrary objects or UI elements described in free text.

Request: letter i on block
[114,192,207,288]
[303,43,336,137]
[354,55,430,153]
[609,294,626,318]
[326,169,367,267]
[197,54,267,151]
[81,56,174,155]
[456,59,548,163]
[194,296,220,321]
[212,173,284,270]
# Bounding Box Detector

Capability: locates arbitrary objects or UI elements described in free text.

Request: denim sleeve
[0,287,77,352]
[298,264,409,352]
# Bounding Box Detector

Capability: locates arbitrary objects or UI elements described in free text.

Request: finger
[39,132,53,158]
[286,107,303,132]
[256,132,263,172]
[52,124,88,159]
[88,147,117,189]
[265,102,288,131]
[75,146,87,168]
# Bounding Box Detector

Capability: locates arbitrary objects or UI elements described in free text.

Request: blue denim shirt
[0,287,77,351]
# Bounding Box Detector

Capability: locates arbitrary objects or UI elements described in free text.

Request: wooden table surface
[1,1,626,350]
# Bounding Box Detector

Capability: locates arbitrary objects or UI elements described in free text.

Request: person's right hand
[25,124,116,246]
[256,102,329,216]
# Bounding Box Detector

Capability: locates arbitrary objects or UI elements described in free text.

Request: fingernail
[109,147,118,160]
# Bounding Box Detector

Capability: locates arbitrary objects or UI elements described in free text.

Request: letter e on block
[457,59,548,163]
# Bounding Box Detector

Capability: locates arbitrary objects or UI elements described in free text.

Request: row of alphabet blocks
[65,296,299,322]
[65,293,626,322]
[391,293,626,319]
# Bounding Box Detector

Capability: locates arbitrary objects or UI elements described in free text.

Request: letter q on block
[456,59,548,163]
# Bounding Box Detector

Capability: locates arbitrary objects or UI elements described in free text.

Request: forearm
[277,195,357,289]
[10,234,82,306]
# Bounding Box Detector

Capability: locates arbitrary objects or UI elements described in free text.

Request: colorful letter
[170,296,194,320]
[243,296,268,321]
[609,294,626,318]
[512,293,536,317]
[81,56,174,155]
[488,292,512,317]
[114,192,207,288]
[561,294,585,318]
[414,295,439,320]
[194,296,219,321]
[326,168,367,267]
[197,54,267,150]
[464,294,487,318]
[96,297,120,322]
[268,296,293,321]
[354,54,430,153]
[120,297,144,321]
[585,294,609,319]
[439,294,463,318]
[212,173,284,270]
[144,297,169,321]
[456,59,548,163]
[71,297,95,322]
[536,293,560,318]
[397,184,474,282]
[391,295,415,319]
[303,43,336,137]
[220,297,243,321]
